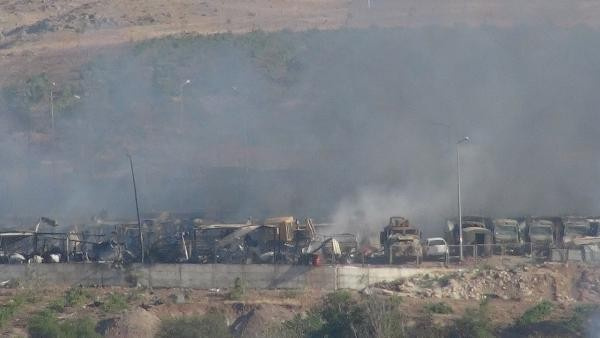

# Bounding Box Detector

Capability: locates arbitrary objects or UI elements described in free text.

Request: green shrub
[0,294,27,328]
[101,292,128,313]
[425,302,454,315]
[28,310,61,338]
[60,317,101,338]
[448,302,494,338]
[318,290,367,337]
[275,291,407,338]
[65,287,92,307]
[516,300,554,326]
[156,312,232,338]
[47,299,65,313]
[275,310,324,338]
[228,277,245,300]
[28,310,100,338]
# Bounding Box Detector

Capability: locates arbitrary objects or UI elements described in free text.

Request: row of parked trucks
[378,215,600,264]
[445,216,600,248]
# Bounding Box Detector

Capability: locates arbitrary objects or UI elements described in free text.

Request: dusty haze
[1,26,600,235]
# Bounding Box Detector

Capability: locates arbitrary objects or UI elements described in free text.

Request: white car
[425,237,449,260]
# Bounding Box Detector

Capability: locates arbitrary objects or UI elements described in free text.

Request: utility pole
[50,82,56,138]
[179,79,191,131]
[127,153,144,263]
[457,136,470,261]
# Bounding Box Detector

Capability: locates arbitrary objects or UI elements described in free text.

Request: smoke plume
[1,26,600,235]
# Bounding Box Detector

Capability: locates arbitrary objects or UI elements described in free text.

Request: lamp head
[458,136,470,144]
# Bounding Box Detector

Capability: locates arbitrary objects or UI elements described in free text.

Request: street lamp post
[179,79,191,131]
[50,82,56,137]
[457,136,470,261]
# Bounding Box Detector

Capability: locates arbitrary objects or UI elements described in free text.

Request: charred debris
[4,214,600,266]
[0,215,359,266]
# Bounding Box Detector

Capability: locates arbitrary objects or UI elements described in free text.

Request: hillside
[3,0,600,84]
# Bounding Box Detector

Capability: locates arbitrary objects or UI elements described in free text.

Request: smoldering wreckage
[0,215,359,266]
[3,213,600,267]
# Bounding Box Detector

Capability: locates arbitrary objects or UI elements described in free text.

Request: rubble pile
[372,265,555,300]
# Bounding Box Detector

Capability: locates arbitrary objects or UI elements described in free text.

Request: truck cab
[380,217,422,264]
[492,218,521,244]
[526,218,554,244]
[562,217,590,247]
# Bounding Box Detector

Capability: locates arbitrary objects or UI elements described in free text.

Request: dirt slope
[3,0,600,84]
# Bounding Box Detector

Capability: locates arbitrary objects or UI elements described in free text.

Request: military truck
[561,217,591,248]
[380,217,422,264]
[526,218,555,245]
[445,216,493,256]
[491,218,522,254]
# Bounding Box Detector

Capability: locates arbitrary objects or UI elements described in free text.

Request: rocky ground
[371,263,600,304]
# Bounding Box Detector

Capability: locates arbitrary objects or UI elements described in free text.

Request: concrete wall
[0,263,454,290]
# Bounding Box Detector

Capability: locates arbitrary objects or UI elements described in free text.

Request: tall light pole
[457,136,470,261]
[50,82,56,137]
[127,153,144,263]
[232,86,249,172]
[179,79,191,131]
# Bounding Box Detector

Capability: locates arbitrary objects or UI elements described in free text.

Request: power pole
[127,153,144,263]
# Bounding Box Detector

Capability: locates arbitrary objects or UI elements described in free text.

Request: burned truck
[491,218,523,254]
[561,217,591,248]
[380,217,422,264]
[192,223,253,263]
[317,233,359,264]
[525,217,556,257]
[446,216,493,256]
[191,217,317,264]
[526,218,556,245]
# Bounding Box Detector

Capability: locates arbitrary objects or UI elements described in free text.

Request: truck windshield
[495,225,517,236]
[530,226,552,236]
[428,240,446,246]
[565,225,588,236]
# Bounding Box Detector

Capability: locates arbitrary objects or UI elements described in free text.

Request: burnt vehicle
[317,233,359,264]
[491,218,523,254]
[526,218,556,245]
[380,217,422,264]
[446,216,493,256]
[262,217,318,264]
[561,217,591,248]
[192,223,251,263]
[190,216,318,264]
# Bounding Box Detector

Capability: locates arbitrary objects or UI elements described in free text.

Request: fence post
[530,242,534,262]
[65,236,70,263]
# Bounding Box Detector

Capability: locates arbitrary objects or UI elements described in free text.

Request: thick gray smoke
[2,27,600,234]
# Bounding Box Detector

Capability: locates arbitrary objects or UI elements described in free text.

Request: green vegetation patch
[101,292,129,313]
[156,311,232,338]
[515,300,554,326]
[65,287,93,307]
[276,290,407,338]
[425,302,454,315]
[228,277,245,301]
[28,309,100,338]
[0,292,36,328]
